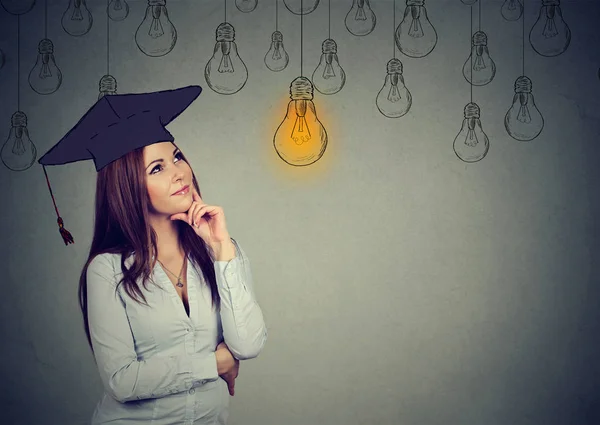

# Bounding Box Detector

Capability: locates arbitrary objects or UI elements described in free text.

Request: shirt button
[188,388,195,394]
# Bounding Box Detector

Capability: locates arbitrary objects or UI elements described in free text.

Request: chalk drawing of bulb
[135,0,177,57]
[1,111,37,171]
[453,102,489,163]
[98,74,117,100]
[264,30,289,72]
[205,22,248,95]
[236,0,257,12]
[462,31,496,86]
[107,0,129,21]
[312,39,346,95]
[28,39,62,95]
[62,0,93,36]
[376,58,412,118]
[0,0,35,15]
[283,0,319,15]
[501,0,522,21]
[529,0,570,57]
[504,76,544,141]
[395,0,437,58]
[345,0,376,37]
[273,76,328,166]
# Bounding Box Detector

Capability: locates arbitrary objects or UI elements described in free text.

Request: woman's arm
[87,254,221,403]
[213,238,268,360]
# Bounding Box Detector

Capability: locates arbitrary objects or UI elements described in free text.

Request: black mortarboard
[38,85,203,246]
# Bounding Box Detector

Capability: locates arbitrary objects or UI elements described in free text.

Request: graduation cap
[38,85,203,246]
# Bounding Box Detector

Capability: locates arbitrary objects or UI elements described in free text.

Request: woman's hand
[170,187,230,247]
[216,342,240,396]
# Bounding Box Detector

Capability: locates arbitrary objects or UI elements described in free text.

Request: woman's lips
[172,185,189,196]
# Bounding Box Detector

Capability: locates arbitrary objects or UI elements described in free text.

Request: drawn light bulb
[462,31,496,86]
[107,0,129,21]
[0,0,36,15]
[236,0,257,12]
[28,39,62,95]
[501,0,522,21]
[135,0,177,57]
[98,74,117,99]
[62,0,93,36]
[0,48,4,70]
[1,111,37,171]
[312,39,346,95]
[273,76,328,166]
[345,0,376,37]
[529,0,570,57]
[504,76,544,141]
[283,0,319,15]
[453,102,489,163]
[376,58,412,118]
[205,22,248,95]
[264,30,289,72]
[460,0,478,5]
[395,0,437,58]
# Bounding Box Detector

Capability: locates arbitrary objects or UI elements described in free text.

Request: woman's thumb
[169,213,185,221]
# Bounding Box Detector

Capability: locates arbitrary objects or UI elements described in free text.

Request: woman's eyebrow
[146,148,179,169]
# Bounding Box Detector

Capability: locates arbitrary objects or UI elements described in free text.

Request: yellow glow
[262,93,337,185]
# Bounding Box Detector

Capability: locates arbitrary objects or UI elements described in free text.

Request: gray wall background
[1,0,599,424]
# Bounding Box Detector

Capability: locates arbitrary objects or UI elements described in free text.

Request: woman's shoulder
[88,252,119,273]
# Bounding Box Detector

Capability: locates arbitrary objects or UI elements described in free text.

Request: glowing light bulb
[462,31,496,86]
[28,39,62,95]
[205,22,248,95]
[501,0,522,21]
[0,48,4,70]
[98,74,117,99]
[453,102,489,163]
[283,0,319,15]
[264,30,289,72]
[395,0,437,58]
[62,0,93,37]
[236,0,257,12]
[273,76,328,166]
[460,0,478,5]
[376,58,412,118]
[135,0,177,57]
[312,39,346,95]
[529,0,570,57]
[345,0,376,37]
[1,111,37,171]
[107,0,129,21]
[504,76,544,141]
[0,0,35,15]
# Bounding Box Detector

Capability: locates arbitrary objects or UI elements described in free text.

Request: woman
[38,86,268,424]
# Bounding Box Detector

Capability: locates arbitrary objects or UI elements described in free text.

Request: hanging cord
[522,0,525,76]
[300,0,303,76]
[470,4,473,103]
[393,0,396,58]
[42,165,74,245]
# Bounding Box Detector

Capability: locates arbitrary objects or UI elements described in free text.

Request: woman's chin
[172,196,193,212]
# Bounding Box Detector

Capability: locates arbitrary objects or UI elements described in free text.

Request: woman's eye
[150,152,183,174]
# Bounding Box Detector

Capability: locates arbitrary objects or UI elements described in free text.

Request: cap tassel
[42,165,75,246]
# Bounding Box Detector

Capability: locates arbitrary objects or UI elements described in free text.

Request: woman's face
[143,141,194,218]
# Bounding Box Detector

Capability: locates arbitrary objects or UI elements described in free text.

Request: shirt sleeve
[214,238,268,360]
[87,253,219,403]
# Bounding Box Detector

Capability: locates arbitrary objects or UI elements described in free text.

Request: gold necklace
[157,256,187,288]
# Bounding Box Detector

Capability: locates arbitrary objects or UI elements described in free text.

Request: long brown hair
[78,142,220,355]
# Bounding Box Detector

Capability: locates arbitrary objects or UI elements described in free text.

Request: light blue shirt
[87,237,267,425]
